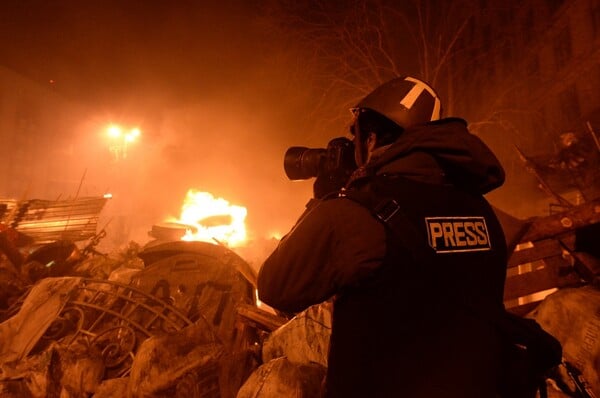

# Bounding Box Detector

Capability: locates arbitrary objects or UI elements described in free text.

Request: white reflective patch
[399,81,424,110]
[431,98,441,120]
[425,216,491,253]
[401,77,441,120]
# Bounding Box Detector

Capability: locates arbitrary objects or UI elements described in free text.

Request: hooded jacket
[257,118,508,397]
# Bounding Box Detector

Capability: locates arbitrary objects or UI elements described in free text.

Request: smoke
[1,1,555,264]
[0,1,342,265]
[65,78,319,253]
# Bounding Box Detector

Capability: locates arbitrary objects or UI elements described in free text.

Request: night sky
[1,1,339,252]
[0,1,539,260]
[0,1,269,106]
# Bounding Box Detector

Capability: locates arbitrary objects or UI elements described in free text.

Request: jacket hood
[356,118,505,194]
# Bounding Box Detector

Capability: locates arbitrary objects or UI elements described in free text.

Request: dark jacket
[258,118,508,397]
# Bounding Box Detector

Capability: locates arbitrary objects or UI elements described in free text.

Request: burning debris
[0,192,264,397]
[0,188,597,398]
[165,190,248,247]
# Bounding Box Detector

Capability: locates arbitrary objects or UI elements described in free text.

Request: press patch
[425,217,491,253]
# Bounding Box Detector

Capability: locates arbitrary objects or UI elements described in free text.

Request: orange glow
[268,231,283,240]
[125,127,141,142]
[168,190,247,247]
[107,125,122,138]
[104,124,141,160]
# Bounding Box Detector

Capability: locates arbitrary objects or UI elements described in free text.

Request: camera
[283,137,357,197]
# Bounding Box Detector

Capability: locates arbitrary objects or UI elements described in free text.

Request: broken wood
[237,303,288,332]
[504,198,600,314]
[520,198,600,242]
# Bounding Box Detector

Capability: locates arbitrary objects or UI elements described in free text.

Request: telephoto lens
[283,147,326,180]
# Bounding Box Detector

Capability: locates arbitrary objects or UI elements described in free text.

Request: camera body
[284,137,357,197]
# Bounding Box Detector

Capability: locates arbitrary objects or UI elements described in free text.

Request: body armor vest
[324,174,508,398]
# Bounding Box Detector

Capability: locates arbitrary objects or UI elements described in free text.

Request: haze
[0,1,336,251]
[1,0,591,260]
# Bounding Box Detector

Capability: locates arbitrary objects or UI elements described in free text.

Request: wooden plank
[8,197,108,243]
[508,238,563,268]
[236,303,288,332]
[545,255,585,287]
[557,233,576,251]
[505,253,584,301]
[556,233,600,282]
[504,257,562,301]
[520,199,600,242]
[506,301,542,316]
[568,251,600,282]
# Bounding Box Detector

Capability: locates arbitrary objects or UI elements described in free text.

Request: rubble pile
[0,202,264,397]
[0,194,598,397]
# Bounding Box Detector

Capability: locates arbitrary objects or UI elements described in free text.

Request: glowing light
[125,128,141,143]
[107,125,122,138]
[168,190,248,247]
[105,124,141,160]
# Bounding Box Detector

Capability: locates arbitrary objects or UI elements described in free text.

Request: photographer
[257,76,508,397]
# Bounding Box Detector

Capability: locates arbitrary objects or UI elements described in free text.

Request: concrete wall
[0,66,88,199]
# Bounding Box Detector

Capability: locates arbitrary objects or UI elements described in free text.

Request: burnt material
[0,197,108,244]
[138,240,257,287]
[148,222,192,242]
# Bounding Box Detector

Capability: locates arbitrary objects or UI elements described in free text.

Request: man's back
[324,175,507,397]
[258,97,509,396]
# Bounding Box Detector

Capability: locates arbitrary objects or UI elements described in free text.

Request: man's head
[350,76,442,166]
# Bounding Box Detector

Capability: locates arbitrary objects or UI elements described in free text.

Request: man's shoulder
[320,194,372,210]
[306,195,378,224]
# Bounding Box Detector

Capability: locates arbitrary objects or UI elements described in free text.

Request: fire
[168,190,247,247]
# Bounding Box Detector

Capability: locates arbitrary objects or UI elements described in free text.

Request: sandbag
[128,321,224,398]
[236,356,325,398]
[262,301,331,367]
[0,277,81,363]
[531,286,600,397]
[93,378,129,398]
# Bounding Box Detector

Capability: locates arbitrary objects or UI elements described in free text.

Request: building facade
[0,66,88,199]
[447,0,600,216]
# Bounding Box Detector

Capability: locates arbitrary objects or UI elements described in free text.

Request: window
[558,85,581,126]
[497,6,513,27]
[592,4,600,37]
[553,27,572,70]
[523,9,534,44]
[502,44,510,63]
[482,25,491,50]
[467,18,475,38]
[545,0,565,15]
[526,54,540,76]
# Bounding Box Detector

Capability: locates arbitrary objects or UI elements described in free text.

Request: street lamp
[106,124,141,161]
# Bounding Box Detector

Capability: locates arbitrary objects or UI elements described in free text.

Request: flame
[168,190,247,247]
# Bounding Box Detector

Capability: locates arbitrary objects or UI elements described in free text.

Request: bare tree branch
[258,0,530,139]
